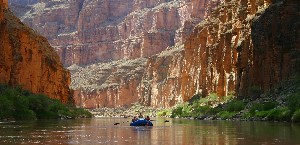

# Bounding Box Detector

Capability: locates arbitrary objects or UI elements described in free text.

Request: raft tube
[130,119,153,126]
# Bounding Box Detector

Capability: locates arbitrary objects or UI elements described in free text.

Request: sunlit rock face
[182,0,300,100]
[0,2,70,102]
[10,0,299,108]
[10,0,217,108]
[70,46,184,108]
[10,0,214,67]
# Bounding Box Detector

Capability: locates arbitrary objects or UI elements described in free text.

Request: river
[0,118,300,145]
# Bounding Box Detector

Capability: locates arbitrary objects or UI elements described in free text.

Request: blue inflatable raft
[130,118,153,126]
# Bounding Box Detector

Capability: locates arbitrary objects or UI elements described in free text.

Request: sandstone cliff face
[11,0,299,108]
[75,0,300,108]
[138,46,184,108]
[0,0,7,20]
[10,0,218,108]
[250,0,300,96]
[0,1,3,21]
[182,0,300,100]
[70,46,184,108]
[70,58,147,108]
[10,0,213,66]
[0,3,70,102]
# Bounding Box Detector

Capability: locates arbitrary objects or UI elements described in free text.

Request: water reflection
[0,118,299,145]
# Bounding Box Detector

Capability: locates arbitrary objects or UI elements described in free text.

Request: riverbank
[89,76,300,123]
[0,84,92,120]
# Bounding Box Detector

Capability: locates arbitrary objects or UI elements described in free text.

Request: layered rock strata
[72,0,300,108]
[71,46,184,108]
[10,0,214,66]
[0,2,70,102]
[70,58,147,108]
[11,0,300,108]
[182,0,300,100]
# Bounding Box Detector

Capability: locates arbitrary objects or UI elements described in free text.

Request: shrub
[197,93,219,106]
[287,92,300,112]
[157,109,171,117]
[0,84,92,120]
[241,112,251,119]
[0,96,14,119]
[263,102,278,110]
[191,105,211,118]
[181,103,193,117]
[170,103,193,118]
[221,91,235,102]
[249,102,278,115]
[208,107,222,115]
[292,109,300,122]
[255,111,269,118]
[268,107,292,121]
[217,111,236,120]
[170,104,184,118]
[226,100,245,112]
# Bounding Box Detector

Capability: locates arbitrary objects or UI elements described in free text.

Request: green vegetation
[156,109,171,117]
[155,74,300,122]
[287,92,300,112]
[167,93,243,119]
[0,84,92,120]
[160,85,300,122]
[267,107,291,121]
[217,111,236,120]
[292,109,300,122]
[225,100,245,112]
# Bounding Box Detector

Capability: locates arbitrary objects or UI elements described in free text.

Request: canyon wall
[10,0,215,66]
[76,0,299,108]
[0,1,4,21]
[71,46,184,108]
[10,0,218,108]
[250,0,300,96]
[0,3,70,102]
[182,0,300,100]
[10,0,300,108]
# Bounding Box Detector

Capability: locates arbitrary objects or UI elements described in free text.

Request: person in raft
[138,113,143,118]
[132,116,138,122]
[145,116,150,121]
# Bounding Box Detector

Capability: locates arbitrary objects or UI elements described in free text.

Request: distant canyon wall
[10,0,300,108]
[0,2,70,102]
[72,0,300,108]
[70,46,184,108]
[10,0,216,66]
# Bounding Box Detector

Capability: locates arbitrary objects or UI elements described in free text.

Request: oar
[114,121,129,125]
[148,119,170,122]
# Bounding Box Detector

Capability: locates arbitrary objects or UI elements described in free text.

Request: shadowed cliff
[0,1,70,102]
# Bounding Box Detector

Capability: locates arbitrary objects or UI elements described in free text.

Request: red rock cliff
[182,0,300,100]
[0,4,70,102]
[11,0,299,108]
[10,0,214,66]
[62,0,217,108]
